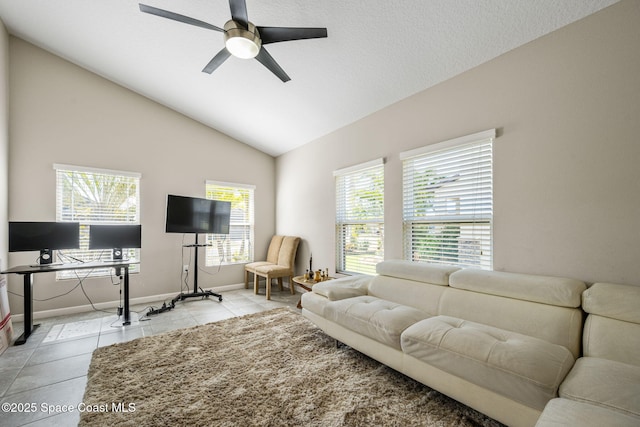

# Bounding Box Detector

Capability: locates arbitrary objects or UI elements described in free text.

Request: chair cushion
[245,261,274,272]
[536,398,640,427]
[254,264,292,277]
[324,296,430,349]
[401,315,575,410]
[559,357,640,417]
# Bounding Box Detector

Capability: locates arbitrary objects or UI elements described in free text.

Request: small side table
[292,275,332,309]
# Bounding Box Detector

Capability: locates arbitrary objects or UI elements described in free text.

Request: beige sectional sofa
[536,282,640,426]
[301,260,588,427]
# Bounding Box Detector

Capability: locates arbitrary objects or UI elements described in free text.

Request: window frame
[334,158,385,275]
[400,130,495,269]
[54,164,141,279]
[204,180,255,266]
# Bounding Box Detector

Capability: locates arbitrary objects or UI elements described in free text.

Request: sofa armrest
[312,275,371,300]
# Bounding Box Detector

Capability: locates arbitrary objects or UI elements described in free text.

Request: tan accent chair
[250,236,300,300]
[244,235,284,289]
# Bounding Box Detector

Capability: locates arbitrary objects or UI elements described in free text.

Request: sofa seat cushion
[324,296,430,349]
[401,315,575,410]
[536,398,640,427]
[559,357,640,417]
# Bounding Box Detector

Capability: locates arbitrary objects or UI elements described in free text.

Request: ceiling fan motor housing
[224,20,261,59]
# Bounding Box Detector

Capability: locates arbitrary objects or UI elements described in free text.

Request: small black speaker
[39,249,53,265]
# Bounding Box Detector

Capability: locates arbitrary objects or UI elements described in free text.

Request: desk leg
[15,273,39,345]
[123,266,131,326]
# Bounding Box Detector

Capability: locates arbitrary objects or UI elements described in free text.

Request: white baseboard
[11,283,246,322]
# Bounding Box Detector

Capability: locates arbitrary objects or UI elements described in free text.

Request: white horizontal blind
[402,132,493,269]
[335,159,384,275]
[205,181,255,265]
[54,165,141,278]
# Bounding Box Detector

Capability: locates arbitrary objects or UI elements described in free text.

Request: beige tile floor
[0,287,301,427]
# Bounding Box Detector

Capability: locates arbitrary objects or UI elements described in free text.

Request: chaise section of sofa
[301,260,586,427]
[537,282,640,426]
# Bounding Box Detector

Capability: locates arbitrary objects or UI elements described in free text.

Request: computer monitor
[8,222,80,265]
[89,224,142,260]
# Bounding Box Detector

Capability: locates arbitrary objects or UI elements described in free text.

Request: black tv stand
[171,289,222,303]
[173,234,223,304]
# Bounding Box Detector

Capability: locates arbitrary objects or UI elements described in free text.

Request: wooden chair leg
[254,274,260,295]
[266,276,272,300]
[244,270,249,289]
[277,277,283,291]
[289,275,295,294]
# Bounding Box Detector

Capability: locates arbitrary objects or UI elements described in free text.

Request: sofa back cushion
[582,282,640,366]
[368,275,448,316]
[449,269,586,308]
[375,260,459,285]
[367,261,585,357]
[368,260,458,314]
[445,269,586,357]
[583,282,640,323]
[439,288,584,358]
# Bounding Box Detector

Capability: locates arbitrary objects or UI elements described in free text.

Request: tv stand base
[146,290,222,316]
[172,290,223,304]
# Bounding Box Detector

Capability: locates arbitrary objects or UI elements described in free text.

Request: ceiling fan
[139,0,328,82]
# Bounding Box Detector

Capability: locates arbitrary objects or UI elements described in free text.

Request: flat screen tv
[8,221,80,264]
[89,224,142,260]
[165,195,231,234]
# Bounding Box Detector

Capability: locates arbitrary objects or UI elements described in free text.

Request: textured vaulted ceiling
[0,0,619,156]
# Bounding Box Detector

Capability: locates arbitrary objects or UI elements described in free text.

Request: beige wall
[0,20,8,271]
[7,38,276,315]
[276,0,640,286]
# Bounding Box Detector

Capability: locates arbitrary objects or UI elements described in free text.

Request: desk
[1,260,138,345]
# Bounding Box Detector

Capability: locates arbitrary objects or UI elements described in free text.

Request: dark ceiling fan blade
[257,26,327,45]
[139,4,223,32]
[228,0,249,28]
[202,48,232,74]
[255,48,290,82]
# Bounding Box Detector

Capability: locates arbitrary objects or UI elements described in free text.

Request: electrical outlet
[183,264,189,273]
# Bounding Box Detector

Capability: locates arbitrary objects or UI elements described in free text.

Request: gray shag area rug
[80,308,503,426]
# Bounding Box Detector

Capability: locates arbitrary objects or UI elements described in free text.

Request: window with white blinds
[54,164,141,279]
[335,159,384,275]
[205,181,255,266]
[401,130,494,269]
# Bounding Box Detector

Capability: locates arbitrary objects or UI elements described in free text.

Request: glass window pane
[335,161,384,275]
[205,182,254,266]
[55,166,141,279]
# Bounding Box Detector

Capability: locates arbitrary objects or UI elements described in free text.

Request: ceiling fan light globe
[224,20,261,59]
[226,37,259,59]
